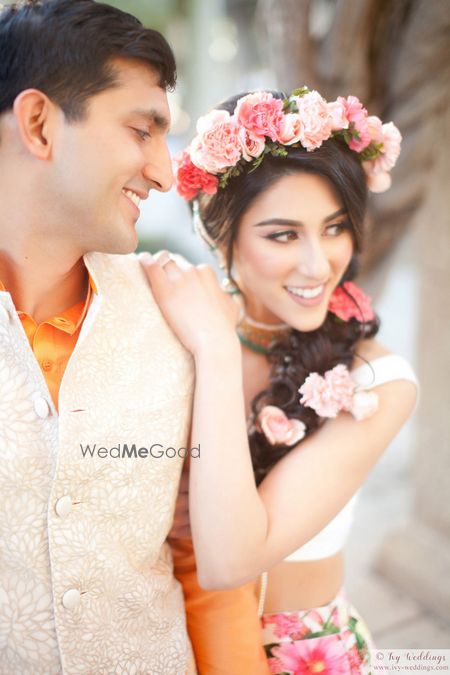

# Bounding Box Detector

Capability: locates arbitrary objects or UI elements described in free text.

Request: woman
[141,88,418,673]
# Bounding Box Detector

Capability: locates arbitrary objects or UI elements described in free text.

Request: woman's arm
[191,343,417,589]
[140,255,418,589]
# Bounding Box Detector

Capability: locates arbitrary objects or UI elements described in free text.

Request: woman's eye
[325,223,346,236]
[266,230,298,243]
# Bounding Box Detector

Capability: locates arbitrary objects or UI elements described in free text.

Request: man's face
[51,58,173,255]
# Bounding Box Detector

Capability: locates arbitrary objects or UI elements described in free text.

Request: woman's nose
[295,238,330,281]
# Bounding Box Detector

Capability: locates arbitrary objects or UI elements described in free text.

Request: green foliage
[98,0,180,30]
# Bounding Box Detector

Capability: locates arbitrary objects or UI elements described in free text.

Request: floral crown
[175,87,402,200]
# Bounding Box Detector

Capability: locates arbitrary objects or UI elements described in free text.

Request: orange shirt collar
[0,273,96,335]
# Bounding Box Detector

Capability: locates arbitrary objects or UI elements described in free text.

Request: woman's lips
[284,283,327,307]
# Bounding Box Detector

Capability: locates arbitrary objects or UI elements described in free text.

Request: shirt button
[62,588,81,610]
[41,359,53,372]
[33,396,50,419]
[55,495,73,518]
[0,305,10,324]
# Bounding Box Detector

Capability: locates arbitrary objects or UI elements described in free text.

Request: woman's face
[232,172,354,332]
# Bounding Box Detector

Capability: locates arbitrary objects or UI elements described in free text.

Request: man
[0,1,195,672]
[0,2,271,673]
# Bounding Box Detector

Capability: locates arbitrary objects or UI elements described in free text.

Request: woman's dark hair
[0,0,176,122]
[195,92,380,485]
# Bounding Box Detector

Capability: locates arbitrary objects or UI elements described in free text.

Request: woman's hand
[139,251,240,358]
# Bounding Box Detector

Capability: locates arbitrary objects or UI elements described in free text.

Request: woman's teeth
[286,284,325,299]
[122,189,141,207]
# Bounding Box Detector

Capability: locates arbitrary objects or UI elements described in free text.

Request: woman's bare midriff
[260,552,345,613]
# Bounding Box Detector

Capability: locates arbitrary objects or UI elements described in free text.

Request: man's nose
[143,139,174,193]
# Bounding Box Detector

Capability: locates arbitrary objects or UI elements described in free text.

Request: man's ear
[12,89,59,160]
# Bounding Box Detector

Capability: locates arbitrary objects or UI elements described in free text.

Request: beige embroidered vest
[0,252,196,674]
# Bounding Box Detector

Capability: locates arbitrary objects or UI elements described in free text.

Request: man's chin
[89,229,139,256]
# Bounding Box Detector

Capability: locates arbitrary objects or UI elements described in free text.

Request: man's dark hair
[0,0,176,121]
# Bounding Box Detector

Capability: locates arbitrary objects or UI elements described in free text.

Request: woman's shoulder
[351,339,418,412]
[353,338,391,363]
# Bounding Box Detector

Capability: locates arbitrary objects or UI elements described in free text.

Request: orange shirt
[0,272,269,674]
[170,537,269,675]
[0,276,94,410]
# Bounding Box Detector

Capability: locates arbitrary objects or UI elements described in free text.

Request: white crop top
[284,354,419,562]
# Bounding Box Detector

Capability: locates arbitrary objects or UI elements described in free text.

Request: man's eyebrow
[253,209,347,228]
[130,108,170,131]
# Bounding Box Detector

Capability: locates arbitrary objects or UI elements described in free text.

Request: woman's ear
[12,89,58,160]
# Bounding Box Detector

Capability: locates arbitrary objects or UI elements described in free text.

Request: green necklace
[237,315,290,355]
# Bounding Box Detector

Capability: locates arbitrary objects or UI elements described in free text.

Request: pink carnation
[190,109,243,174]
[327,99,349,131]
[370,121,402,173]
[299,365,355,418]
[234,91,285,142]
[367,115,384,144]
[258,405,306,446]
[339,95,371,152]
[294,91,332,150]
[272,636,350,674]
[175,151,219,200]
[328,281,375,322]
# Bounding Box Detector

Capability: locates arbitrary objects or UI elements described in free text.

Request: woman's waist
[261,552,344,614]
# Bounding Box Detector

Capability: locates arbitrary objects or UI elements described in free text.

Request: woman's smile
[233,172,354,331]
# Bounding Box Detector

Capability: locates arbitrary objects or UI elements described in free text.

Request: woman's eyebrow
[253,209,347,228]
[323,207,347,222]
[253,218,303,228]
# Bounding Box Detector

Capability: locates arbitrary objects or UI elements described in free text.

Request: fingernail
[138,251,154,265]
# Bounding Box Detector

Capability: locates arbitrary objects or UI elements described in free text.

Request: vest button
[62,588,81,610]
[0,304,10,324]
[33,396,50,419]
[55,495,73,518]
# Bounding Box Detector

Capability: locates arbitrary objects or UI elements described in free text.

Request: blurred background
[103,0,450,649]
[2,0,440,649]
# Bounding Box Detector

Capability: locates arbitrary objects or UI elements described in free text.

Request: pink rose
[349,390,379,420]
[238,126,266,161]
[277,112,303,145]
[327,99,349,131]
[190,109,243,174]
[339,95,371,152]
[328,281,375,322]
[299,365,355,418]
[234,91,285,142]
[175,151,219,200]
[258,405,306,446]
[293,91,332,150]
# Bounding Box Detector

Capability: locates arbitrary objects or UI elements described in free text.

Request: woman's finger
[139,252,172,299]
